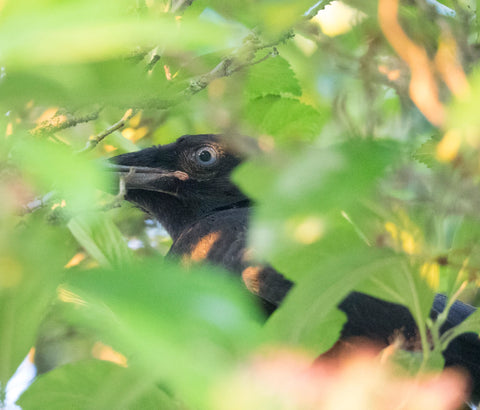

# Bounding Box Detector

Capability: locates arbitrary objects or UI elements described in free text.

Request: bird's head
[107,134,255,238]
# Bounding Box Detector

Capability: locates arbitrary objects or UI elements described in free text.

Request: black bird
[108,133,480,399]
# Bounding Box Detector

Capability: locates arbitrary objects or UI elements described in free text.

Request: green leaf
[17,360,181,410]
[441,309,480,348]
[64,259,262,408]
[67,213,133,268]
[0,221,70,386]
[245,55,301,98]
[265,248,404,353]
[450,218,480,275]
[414,136,440,168]
[357,261,435,334]
[245,95,325,143]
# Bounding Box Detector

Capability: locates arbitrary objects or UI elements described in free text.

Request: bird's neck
[132,191,250,242]
[148,196,198,242]
[207,198,251,214]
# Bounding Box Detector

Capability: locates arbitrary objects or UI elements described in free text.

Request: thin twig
[21,191,57,215]
[77,109,138,154]
[232,48,280,74]
[144,32,294,110]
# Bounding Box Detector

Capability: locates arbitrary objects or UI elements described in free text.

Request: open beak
[105,163,189,193]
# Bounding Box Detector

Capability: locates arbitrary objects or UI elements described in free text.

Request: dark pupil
[199,150,212,162]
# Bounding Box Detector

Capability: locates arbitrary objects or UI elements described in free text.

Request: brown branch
[31,108,102,137]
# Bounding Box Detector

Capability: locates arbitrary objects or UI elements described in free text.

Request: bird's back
[168,206,293,312]
[169,206,250,273]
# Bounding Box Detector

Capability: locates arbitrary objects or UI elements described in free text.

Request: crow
[108,133,480,399]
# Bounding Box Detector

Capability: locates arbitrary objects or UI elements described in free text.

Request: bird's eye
[194,146,218,166]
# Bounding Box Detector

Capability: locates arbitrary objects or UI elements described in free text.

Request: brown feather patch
[183,231,221,264]
[242,266,262,294]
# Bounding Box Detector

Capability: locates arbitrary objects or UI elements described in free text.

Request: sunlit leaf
[245,95,324,142]
[448,69,480,133]
[245,55,301,98]
[67,213,134,268]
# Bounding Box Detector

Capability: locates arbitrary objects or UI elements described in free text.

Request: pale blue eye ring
[195,146,218,166]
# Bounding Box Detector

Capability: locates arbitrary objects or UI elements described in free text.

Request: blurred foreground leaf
[235,139,399,267]
[0,1,236,68]
[358,262,435,328]
[12,137,108,213]
[441,309,480,349]
[0,221,71,386]
[196,0,318,35]
[64,259,262,407]
[18,360,181,410]
[0,61,176,108]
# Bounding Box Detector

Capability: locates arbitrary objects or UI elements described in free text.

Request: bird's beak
[105,163,189,194]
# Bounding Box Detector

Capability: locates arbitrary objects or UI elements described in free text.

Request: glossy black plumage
[109,134,480,398]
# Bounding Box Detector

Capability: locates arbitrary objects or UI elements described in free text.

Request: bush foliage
[1,0,480,408]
